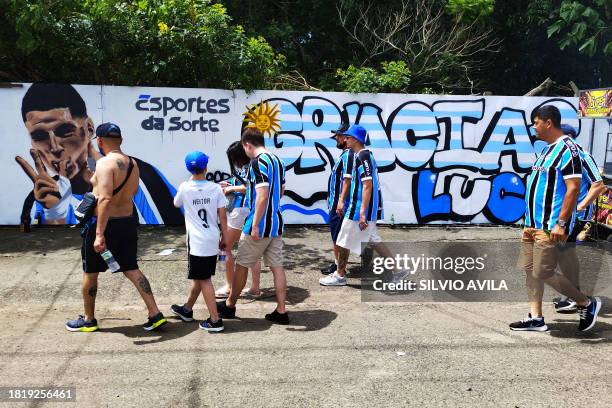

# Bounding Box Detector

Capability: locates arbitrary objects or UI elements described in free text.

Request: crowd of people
[64,105,606,334]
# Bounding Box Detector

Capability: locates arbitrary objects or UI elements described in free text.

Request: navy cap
[185,151,209,173]
[331,122,350,136]
[95,123,122,138]
[343,124,367,144]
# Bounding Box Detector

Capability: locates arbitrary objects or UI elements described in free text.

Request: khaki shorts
[519,227,560,280]
[235,233,283,268]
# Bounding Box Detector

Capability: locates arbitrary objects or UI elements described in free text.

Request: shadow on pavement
[547,319,612,343]
[242,285,310,305]
[226,308,338,333]
[100,319,199,345]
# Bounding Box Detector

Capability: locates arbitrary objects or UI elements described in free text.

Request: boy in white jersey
[171,151,228,332]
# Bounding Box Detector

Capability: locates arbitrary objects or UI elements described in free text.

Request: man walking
[320,124,397,286]
[66,123,166,332]
[217,129,289,324]
[509,106,601,332]
[321,123,354,275]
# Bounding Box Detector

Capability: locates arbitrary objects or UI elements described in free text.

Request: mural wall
[0,83,596,225]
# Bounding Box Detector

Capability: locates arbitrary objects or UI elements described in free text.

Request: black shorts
[82,216,139,273]
[188,254,217,280]
[329,211,342,243]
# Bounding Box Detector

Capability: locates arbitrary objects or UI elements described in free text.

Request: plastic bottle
[101,249,121,272]
[218,250,227,262]
[390,213,396,228]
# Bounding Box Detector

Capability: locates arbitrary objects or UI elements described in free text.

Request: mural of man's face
[24,108,92,179]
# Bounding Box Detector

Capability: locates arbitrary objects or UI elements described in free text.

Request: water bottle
[218,250,227,262]
[390,213,396,228]
[101,249,121,272]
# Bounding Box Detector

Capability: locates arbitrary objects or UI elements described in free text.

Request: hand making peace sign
[15,149,65,209]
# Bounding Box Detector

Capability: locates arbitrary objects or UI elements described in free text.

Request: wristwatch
[556,219,567,228]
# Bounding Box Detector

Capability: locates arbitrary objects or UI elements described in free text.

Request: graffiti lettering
[259,95,580,224]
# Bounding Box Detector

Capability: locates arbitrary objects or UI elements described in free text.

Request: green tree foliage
[336,61,411,93]
[446,0,495,24]
[479,0,610,95]
[0,0,285,90]
[547,0,611,57]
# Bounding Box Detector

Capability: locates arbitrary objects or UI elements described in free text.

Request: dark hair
[241,128,265,147]
[227,141,250,167]
[21,83,88,122]
[532,105,561,128]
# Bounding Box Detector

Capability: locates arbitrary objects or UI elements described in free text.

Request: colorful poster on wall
[0,83,585,226]
[578,88,612,118]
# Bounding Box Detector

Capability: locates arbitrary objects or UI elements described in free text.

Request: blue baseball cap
[561,124,577,139]
[343,124,367,144]
[185,151,209,173]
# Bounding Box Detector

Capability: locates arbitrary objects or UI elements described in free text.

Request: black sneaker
[143,312,167,331]
[578,297,602,332]
[554,297,577,313]
[509,314,548,332]
[320,263,337,275]
[216,301,236,319]
[170,304,194,322]
[199,317,224,332]
[265,309,289,325]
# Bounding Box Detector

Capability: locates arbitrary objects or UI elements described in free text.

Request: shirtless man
[66,123,167,332]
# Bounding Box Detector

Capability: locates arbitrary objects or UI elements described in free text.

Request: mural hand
[15,150,61,209]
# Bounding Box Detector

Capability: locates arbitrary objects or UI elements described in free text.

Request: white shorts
[227,207,250,231]
[336,218,382,255]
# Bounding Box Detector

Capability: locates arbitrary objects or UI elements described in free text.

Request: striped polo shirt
[243,152,286,238]
[524,136,582,232]
[346,149,384,222]
[328,149,354,213]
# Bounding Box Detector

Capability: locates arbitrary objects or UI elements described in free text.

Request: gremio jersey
[328,149,354,212]
[524,136,582,232]
[576,145,602,221]
[346,149,383,222]
[243,152,286,238]
[229,166,248,208]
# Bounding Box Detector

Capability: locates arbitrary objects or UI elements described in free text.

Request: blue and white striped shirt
[525,136,582,232]
[346,149,384,222]
[328,149,354,213]
[576,145,602,221]
[229,166,248,208]
[243,152,286,238]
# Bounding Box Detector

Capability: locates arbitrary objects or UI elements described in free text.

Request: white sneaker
[319,273,347,286]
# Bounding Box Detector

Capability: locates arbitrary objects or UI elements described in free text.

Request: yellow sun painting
[243,100,281,137]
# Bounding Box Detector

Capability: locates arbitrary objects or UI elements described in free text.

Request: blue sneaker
[509,314,548,332]
[66,315,99,332]
[199,317,224,332]
[578,297,602,332]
